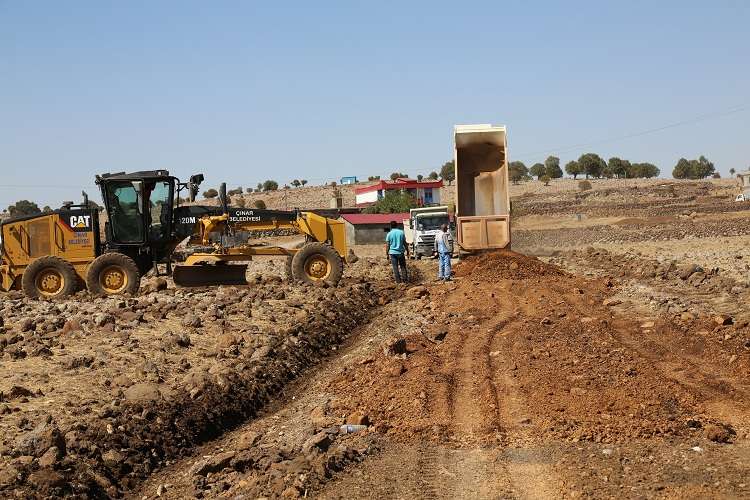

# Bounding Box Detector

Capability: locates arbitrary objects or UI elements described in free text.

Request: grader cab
[0,170,348,299]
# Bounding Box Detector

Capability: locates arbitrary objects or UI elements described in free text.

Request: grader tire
[285,241,306,282]
[291,242,343,286]
[22,256,78,299]
[86,253,141,296]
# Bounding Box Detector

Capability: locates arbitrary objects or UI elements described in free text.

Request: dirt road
[134,252,749,499]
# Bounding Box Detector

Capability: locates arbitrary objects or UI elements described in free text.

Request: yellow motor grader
[0,170,348,299]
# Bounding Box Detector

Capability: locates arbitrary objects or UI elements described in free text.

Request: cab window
[108,183,143,243]
[148,181,171,241]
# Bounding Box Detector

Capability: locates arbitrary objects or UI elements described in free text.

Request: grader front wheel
[86,253,141,296]
[291,242,343,285]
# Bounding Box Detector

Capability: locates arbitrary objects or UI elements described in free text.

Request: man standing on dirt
[434,223,452,281]
[385,220,409,283]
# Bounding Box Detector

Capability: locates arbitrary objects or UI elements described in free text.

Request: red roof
[355,178,443,194]
[340,213,410,225]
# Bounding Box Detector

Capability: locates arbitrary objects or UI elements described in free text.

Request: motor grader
[0,170,348,299]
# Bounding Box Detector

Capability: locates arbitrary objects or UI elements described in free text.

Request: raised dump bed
[454,124,511,251]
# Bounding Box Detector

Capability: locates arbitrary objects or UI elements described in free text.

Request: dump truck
[0,170,347,299]
[453,124,511,252]
[403,206,453,258]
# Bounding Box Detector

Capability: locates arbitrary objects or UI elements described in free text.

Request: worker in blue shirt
[385,221,409,283]
[433,223,452,281]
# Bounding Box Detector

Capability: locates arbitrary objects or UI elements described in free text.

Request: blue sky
[1,1,748,208]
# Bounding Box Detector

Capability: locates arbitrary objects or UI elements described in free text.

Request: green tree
[730,168,736,176]
[367,175,381,181]
[544,156,563,179]
[246,187,254,194]
[291,179,301,188]
[417,174,424,181]
[256,182,263,191]
[440,161,455,184]
[696,155,715,178]
[672,156,714,179]
[565,160,583,179]
[540,174,551,186]
[42,205,52,213]
[608,157,630,178]
[631,162,660,178]
[578,153,606,178]
[262,180,279,191]
[428,171,439,180]
[389,172,408,180]
[8,200,41,216]
[301,179,308,186]
[203,189,218,199]
[508,161,529,184]
[364,191,417,214]
[529,163,546,179]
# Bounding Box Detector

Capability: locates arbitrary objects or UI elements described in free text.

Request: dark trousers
[390,254,408,283]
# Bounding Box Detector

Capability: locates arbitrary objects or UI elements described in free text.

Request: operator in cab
[385,220,409,283]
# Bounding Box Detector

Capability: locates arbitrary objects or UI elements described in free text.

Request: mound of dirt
[455,250,565,280]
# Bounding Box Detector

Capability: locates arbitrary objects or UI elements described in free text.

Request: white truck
[403,206,453,259]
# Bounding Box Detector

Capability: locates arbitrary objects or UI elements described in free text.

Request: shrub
[578,180,592,191]
[262,180,279,191]
[203,189,218,199]
[540,174,551,186]
[253,199,267,209]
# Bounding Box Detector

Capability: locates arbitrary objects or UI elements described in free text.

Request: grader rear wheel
[21,256,78,299]
[290,242,343,286]
[285,241,305,282]
[86,253,141,296]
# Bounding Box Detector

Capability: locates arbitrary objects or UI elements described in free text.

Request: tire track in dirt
[444,313,511,443]
[488,307,561,499]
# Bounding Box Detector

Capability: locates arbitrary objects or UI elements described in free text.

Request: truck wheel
[22,256,78,299]
[86,253,141,296]
[291,242,343,286]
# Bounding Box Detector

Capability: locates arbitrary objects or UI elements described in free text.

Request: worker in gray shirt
[433,224,452,281]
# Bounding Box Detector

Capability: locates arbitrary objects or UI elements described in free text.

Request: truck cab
[404,206,454,258]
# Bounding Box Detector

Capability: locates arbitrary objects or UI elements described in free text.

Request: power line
[514,104,748,162]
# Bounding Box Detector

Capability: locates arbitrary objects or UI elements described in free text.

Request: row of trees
[508,154,661,184]
[204,179,306,198]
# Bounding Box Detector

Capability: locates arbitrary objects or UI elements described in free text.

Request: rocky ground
[1,178,749,499]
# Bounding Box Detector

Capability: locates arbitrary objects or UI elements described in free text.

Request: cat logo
[68,214,92,232]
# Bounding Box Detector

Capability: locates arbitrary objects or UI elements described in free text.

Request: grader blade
[172,264,249,287]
